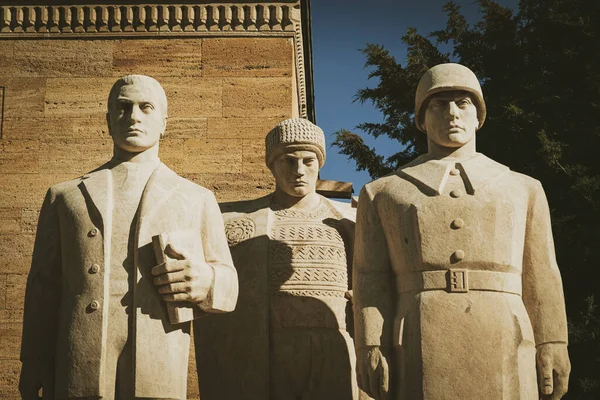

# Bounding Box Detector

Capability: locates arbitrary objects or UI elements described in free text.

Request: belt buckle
[447,269,468,293]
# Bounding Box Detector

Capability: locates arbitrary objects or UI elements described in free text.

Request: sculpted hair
[107,75,168,117]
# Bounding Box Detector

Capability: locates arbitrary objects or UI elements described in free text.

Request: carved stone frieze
[0,4,295,35]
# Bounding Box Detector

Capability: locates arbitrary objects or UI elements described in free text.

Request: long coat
[194,194,358,400]
[353,153,568,399]
[21,162,237,399]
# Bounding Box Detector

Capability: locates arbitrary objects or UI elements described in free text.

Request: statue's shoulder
[323,197,356,223]
[219,195,272,220]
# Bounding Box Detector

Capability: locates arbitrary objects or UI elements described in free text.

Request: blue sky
[312,0,518,196]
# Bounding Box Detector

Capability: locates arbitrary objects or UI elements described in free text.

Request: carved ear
[160,116,167,139]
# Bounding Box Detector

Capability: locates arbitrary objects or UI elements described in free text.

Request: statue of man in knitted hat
[353,63,570,399]
[195,117,368,399]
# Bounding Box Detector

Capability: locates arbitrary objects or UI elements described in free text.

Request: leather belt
[397,269,522,296]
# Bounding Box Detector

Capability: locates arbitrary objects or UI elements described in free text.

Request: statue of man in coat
[353,63,570,400]
[19,75,238,400]
[195,118,367,399]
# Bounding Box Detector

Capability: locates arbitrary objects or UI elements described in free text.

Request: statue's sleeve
[522,181,568,345]
[21,188,62,363]
[197,191,239,313]
[353,185,395,350]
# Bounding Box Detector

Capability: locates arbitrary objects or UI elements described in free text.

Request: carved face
[107,83,167,153]
[270,150,320,198]
[423,90,479,148]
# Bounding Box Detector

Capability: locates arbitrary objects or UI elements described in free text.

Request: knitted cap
[415,63,486,132]
[265,118,326,168]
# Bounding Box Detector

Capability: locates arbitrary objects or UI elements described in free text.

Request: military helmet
[414,63,486,132]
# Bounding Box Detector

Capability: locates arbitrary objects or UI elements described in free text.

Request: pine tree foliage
[334,1,600,397]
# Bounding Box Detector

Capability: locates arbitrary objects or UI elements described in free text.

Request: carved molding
[0,4,295,35]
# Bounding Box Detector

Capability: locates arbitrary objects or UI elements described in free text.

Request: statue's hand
[152,244,214,304]
[19,360,53,400]
[356,346,390,400]
[537,342,570,400]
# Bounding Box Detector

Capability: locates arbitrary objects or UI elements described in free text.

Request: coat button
[88,228,98,237]
[89,301,99,310]
[450,168,461,176]
[453,250,465,261]
[450,189,463,198]
[451,218,465,229]
[89,264,100,274]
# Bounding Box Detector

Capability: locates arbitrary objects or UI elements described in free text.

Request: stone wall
[0,2,307,398]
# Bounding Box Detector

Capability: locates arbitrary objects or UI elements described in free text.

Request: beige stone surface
[113,39,202,77]
[222,77,292,118]
[0,208,21,235]
[12,40,114,78]
[161,138,243,174]
[353,63,570,400]
[0,140,40,174]
[195,118,368,400]
[163,77,223,118]
[5,275,26,310]
[45,77,116,118]
[202,37,293,77]
[39,139,113,174]
[0,235,35,275]
[206,117,282,139]
[3,78,46,118]
[2,117,108,140]
[167,118,208,139]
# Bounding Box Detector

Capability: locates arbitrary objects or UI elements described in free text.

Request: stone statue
[19,75,238,400]
[353,63,570,400]
[195,118,367,399]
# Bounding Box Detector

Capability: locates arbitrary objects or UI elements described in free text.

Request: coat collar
[79,161,179,225]
[398,152,509,196]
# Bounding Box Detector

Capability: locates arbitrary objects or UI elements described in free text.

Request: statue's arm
[197,191,239,313]
[522,181,570,398]
[20,188,61,396]
[353,185,395,399]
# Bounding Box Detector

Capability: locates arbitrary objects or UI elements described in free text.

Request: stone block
[39,139,113,175]
[21,208,40,234]
[162,77,222,118]
[161,138,243,174]
[6,274,26,310]
[242,138,270,174]
[206,117,281,139]
[0,323,21,359]
[0,235,35,274]
[0,309,23,324]
[0,209,21,235]
[113,39,202,77]
[0,140,39,174]
[166,118,207,140]
[183,172,274,202]
[222,78,292,118]
[12,40,114,78]
[202,37,293,77]
[3,117,108,141]
[2,78,46,118]
[0,274,6,309]
[0,358,20,399]
[0,41,15,78]
[45,77,115,118]
[0,173,74,209]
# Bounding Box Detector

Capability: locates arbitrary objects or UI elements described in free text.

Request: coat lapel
[80,168,113,237]
[137,162,180,230]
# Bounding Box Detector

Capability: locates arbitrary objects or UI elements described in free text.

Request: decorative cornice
[0,4,295,36]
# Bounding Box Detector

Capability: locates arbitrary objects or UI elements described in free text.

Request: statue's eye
[141,103,154,112]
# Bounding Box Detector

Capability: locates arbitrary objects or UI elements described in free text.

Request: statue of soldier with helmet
[352,63,570,399]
